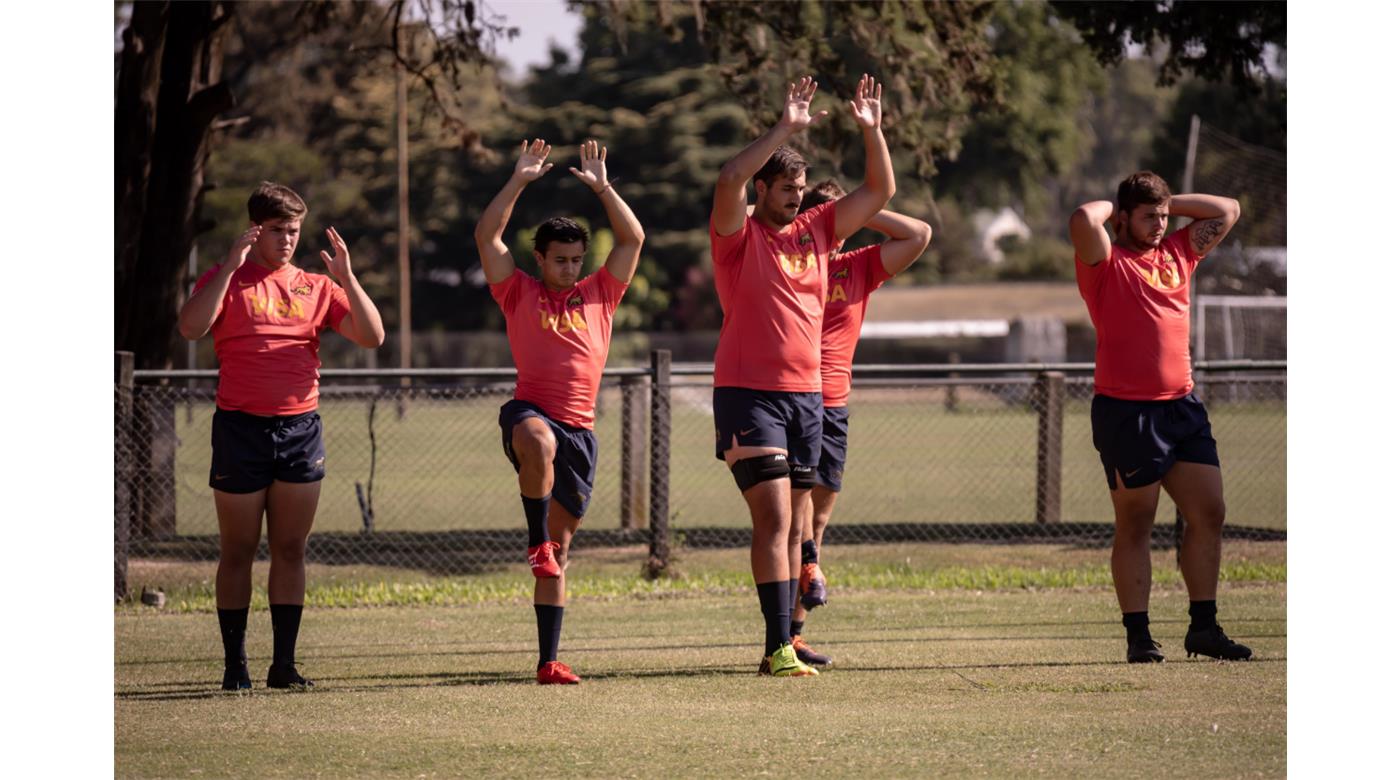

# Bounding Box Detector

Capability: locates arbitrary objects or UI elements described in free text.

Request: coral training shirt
[194,261,351,416]
[711,200,838,392]
[491,267,628,430]
[1076,227,1204,400]
[821,244,892,407]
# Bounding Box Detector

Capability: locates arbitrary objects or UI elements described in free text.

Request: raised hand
[568,139,609,193]
[848,73,883,130]
[513,138,554,182]
[780,76,829,131]
[228,225,262,268]
[319,226,353,282]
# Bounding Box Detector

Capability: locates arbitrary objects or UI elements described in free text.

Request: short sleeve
[804,200,838,247]
[588,265,630,312]
[322,280,351,332]
[489,268,526,313]
[1075,249,1107,304]
[1163,226,1203,265]
[192,264,223,294]
[862,245,893,294]
[709,215,751,266]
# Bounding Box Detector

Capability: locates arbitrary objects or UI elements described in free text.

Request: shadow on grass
[116,654,1287,703]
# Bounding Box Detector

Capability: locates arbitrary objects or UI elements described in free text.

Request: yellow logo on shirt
[248,294,306,319]
[540,308,588,334]
[778,251,817,276]
[827,284,848,304]
[290,283,312,296]
[1137,259,1183,290]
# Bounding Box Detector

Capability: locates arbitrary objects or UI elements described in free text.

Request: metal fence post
[115,351,134,602]
[619,373,649,530]
[646,350,672,577]
[1034,371,1065,525]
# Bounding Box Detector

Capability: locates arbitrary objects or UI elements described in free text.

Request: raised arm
[1171,193,1241,257]
[1068,200,1115,266]
[865,210,933,276]
[177,225,260,340]
[568,140,644,284]
[832,75,896,241]
[712,76,828,237]
[474,139,554,285]
[320,227,385,348]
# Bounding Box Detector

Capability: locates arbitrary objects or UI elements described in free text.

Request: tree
[114,0,506,369]
[1049,1,1285,93]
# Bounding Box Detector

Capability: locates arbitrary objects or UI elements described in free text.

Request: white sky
[483,0,584,78]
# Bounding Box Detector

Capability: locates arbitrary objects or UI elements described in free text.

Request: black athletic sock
[522,495,551,548]
[801,540,818,566]
[270,604,304,667]
[217,607,249,669]
[535,604,565,669]
[1122,611,1150,640]
[1188,600,1217,631]
[790,619,805,639]
[756,581,791,656]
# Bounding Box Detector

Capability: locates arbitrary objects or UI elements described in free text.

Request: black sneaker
[266,663,315,689]
[1185,624,1253,661]
[1126,635,1164,663]
[221,664,252,691]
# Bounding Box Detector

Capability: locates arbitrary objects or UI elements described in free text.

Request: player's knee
[789,465,817,491]
[731,454,790,492]
[513,425,556,463]
[1188,499,1227,532]
[1113,508,1156,539]
[219,543,258,570]
[269,538,307,564]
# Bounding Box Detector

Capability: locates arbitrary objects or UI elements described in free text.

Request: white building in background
[973,207,1031,265]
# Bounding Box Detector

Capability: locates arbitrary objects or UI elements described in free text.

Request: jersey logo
[539,308,589,334]
[567,294,583,307]
[777,251,817,276]
[290,283,312,296]
[247,294,306,320]
[1137,260,1183,290]
[799,233,814,246]
[832,267,849,280]
[827,284,848,304]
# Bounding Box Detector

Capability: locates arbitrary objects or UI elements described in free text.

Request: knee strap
[789,465,817,490]
[731,454,790,492]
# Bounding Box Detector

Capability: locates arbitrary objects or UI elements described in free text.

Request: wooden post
[1034,371,1065,525]
[944,352,960,413]
[115,352,135,602]
[619,374,649,530]
[646,350,672,577]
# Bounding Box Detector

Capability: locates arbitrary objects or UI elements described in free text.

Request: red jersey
[711,201,838,392]
[1076,227,1203,400]
[821,244,892,407]
[491,267,628,430]
[194,261,351,416]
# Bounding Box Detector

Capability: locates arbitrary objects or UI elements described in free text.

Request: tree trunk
[115,0,235,371]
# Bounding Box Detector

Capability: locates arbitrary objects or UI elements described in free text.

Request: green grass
[116,568,1286,778]
[163,386,1285,537]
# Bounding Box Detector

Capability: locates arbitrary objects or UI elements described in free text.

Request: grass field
[116,543,1286,778]
[160,381,1285,539]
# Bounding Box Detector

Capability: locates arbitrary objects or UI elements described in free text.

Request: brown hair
[1116,171,1172,214]
[754,145,808,187]
[799,178,846,213]
[247,182,308,223]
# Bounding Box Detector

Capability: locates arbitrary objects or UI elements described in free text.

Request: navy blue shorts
[814,406,850,492]
[1090,392,1220,490]
[500,399,598,520]
[713,387,822,467]
[209,409,326,494]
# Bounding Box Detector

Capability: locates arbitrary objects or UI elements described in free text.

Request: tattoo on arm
[1192,219,1224,254]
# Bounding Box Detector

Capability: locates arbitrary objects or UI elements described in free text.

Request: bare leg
[214,489,268,609]
[794,486,839,625]
[512,418,557,499]
[265,480,322,605]
[1108,474,1162,614]
[535,501,583,607]
[1161,462,1226,602]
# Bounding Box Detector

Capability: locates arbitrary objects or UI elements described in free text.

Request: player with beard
[710,75,894,677]
[1069,171,1250,664]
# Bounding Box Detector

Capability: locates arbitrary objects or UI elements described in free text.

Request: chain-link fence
[114,353,1285,598]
